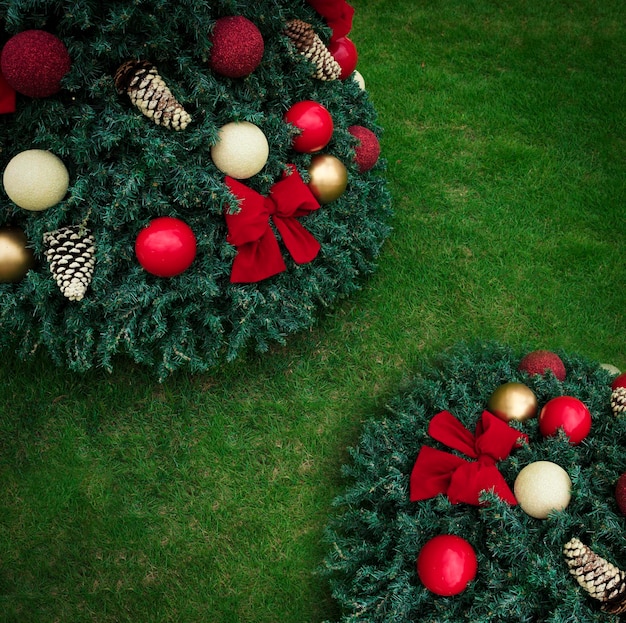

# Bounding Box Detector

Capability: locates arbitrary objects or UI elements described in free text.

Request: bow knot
[224,167,321,283]
[410,410,528,506]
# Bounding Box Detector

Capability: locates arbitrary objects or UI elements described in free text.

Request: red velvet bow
[0,71,16,114]
[306,0,355,40]
[410,410,528,506]
[224,167,321,283]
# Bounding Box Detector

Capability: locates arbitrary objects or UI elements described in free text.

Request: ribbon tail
[448,463,518,506]
[273,217,321,265]
[409,446,468,502]
[230,230,286,283]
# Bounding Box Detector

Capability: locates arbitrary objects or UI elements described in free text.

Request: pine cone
[284,19,341,81]
[563,537,626,614]
[611,387,626,416]
[114,60,191,131]
[43,225,96,302]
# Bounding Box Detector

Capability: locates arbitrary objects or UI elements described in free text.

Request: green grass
[1,0,624,621]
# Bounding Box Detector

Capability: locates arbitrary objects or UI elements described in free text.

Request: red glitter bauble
[135,217,197,278]
[208,16,264,78]
[417,535,477,596]
[519,349,566,381]
[615,472,626,516]
[348,125,380,172]
[611,372,626,390]
[1,30,71,98]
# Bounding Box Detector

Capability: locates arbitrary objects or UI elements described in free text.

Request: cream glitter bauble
[601,363,621,376]
[210,121,269,179]
[3,149,69,211]
[353,70,365,90]
[514,461,572,519]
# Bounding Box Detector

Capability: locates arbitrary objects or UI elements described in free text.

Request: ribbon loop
[410,410,528,506]
[224,168,321,283]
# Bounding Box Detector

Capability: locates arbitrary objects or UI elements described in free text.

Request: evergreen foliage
[321,341,626,622]
[0,0,391,378]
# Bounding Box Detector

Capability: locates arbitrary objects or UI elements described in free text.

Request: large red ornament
[135,217,197,277]
[1,30,71,98]
[208,16,265,78]
[284,101,334,153]
[539,396,592,445]
[348,125,380,172]
[417,535,477,596]
[519,349,566,381]
[328,36,358,80]
[611,372,626,390]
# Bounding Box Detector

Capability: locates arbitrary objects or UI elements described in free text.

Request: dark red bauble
[539,396,592,445]
[327,36,358,80]
[284,100,334,153]
[615,473,626,516]
[611,372,626,390]
[417,535,477,596]
[1,30,71,98]
[519,349,566,381]
[348,125,381,172]
[135,217,197,277]
[208,16,264,78]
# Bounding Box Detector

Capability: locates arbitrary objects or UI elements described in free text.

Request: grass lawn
[1,0,624,621]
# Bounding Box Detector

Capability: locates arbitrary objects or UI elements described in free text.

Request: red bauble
[616,473,626,516]
[417,535,477,596]
[348,125,381,172]
[284,101,334,153]
[519,350,566,381]
[611,372,626,390]
[1,30,71,98]
[135,217,197,277]
[208,16,264,78]
[539,396,592,445]
[328,36,358,80]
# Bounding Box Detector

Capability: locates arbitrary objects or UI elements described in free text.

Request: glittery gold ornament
[307,154,348,204]
[0,226,34,282]
[487,382,538,422]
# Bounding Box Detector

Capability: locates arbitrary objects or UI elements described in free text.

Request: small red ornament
[0,70,16,113]
[208,16,265,78]
[615,472,626,516]
[348,125,380,172]
[611,372,626,390]
[327,36,358,80]
[417,535,477,596]
[284,100,334,153]
[519,350,566,381]
[135,217,197,277]
[0,30,71,98]
[539,396,592,445]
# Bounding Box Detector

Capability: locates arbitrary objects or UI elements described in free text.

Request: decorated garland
[0,0,390,378]
[322,342,626,622]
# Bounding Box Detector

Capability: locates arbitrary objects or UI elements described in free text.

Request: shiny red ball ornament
[611,372,626,390]
[135,217,197,277]
[1,30,71,98]
[519,349,566,381]
[328,36,358,80]
[417,535,477,596]
[539,396,592,445]
[615,472,626,517]
[348,125,381,172]
[284,100,334,153]
[208,16,264,78]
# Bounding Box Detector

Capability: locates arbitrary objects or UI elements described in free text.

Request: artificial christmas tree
[0,0,391,377]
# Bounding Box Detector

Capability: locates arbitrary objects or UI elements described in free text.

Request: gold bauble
[307,154,348,204]
[0,227,35,283]
[487,382,538,422]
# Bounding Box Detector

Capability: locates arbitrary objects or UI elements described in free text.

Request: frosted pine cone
[284,19,341,81]
[114,60,191,130]
[43,225,96,302]
[611,387,626,416]
[563,537,626,614]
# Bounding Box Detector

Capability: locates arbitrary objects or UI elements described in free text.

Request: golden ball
[487,382,538,422]
[211,121,269,179]
[514,461,572,519]
[307,154,348,204]
[3,149,69,211]
[0,227,35,282]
